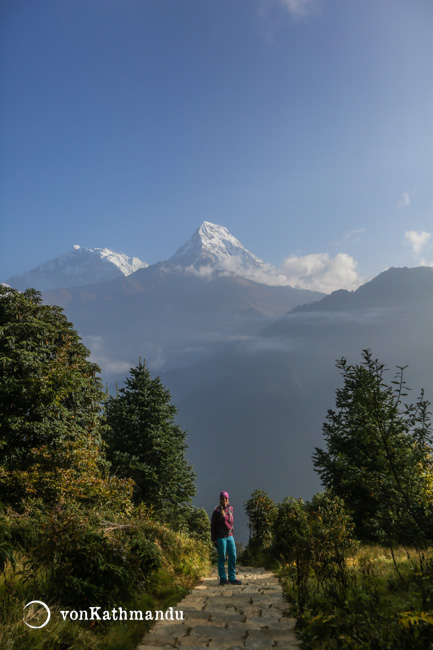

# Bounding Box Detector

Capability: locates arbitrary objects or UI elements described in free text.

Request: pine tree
[104,359,196,519]
[313,350,433,544]
[0,286,132,510]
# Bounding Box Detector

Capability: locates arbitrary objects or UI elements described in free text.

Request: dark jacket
[211,504,234,542]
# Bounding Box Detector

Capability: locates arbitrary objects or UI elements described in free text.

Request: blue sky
[1,0,433,291]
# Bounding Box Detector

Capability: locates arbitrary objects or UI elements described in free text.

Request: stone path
[138,566,301,649]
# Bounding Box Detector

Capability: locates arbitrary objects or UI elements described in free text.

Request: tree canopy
[104,359,196,519]
[244,489,277,551]
[313,350,433,544]
[0,286,132,509]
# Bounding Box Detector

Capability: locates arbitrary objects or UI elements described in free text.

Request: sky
[1,0,433,293]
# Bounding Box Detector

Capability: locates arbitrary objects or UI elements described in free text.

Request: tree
[313,349,433,544]
[0,286,132,510]
[104,359,196,519]
[244,489,277,551]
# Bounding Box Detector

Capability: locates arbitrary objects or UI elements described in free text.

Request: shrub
[274,494,357,614]
[16,502,160,607]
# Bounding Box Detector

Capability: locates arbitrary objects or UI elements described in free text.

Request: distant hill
[292,266,433,313]
[160,265,433,541]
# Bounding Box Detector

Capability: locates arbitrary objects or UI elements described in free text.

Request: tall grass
[280,544,433,649]
[0,513,210,650]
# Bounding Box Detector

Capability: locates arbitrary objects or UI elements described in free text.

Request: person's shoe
[219,578,229,585]
[229,579,242,585]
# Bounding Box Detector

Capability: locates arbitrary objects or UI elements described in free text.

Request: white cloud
[404,230,431,255]
[396,192,410,208]
[279,0,319,17]
[332,228,366,246]
[83,336,132,374]
[169,251,364,293]
[344,228,365,241]
[181,259,293,287]
[280,252,363,293]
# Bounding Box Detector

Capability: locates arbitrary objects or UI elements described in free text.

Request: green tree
[0,286,132,510]
[313,349,433,543]
[244,489,277,551]
[104,359,196,519]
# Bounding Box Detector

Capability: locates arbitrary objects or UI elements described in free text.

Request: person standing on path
[211,490,242,585]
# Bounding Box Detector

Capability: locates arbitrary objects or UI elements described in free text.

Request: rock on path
[138,566,301,649]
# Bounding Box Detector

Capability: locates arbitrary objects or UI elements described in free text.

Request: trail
[138,566,300,649]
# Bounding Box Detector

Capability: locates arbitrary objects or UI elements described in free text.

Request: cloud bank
[280,252,363,293]
[278,0,319,18]
[177,251,364,293]
[404,230,431,255]
[396,193,410,209]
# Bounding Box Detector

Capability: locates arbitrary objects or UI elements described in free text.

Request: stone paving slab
[137,567,301,649]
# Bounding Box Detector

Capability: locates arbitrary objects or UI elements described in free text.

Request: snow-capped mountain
[7,245,148,292]
[7,222,291,291]
[165,221,290,286]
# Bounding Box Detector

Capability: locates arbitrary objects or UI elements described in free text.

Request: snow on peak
[81,246,148,276]
[170,221,260,266]
[7,246,149,292]
[167,221,292,286]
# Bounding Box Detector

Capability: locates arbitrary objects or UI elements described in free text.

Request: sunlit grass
[280,544,433,648]
[0,520,210,650]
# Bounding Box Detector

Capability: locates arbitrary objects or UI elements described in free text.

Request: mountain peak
[166,221,291,287]
[169,221,254,267]
[8,245,148,292]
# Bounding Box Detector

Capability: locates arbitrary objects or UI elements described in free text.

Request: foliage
[274,494,358,614]
[244,489,277,552]
[0,286,133,510]
[0,518,210,650]
[104,359,196,519]
[175,505,212,545]
[0,507,14,574]
[281,545,433,649]
[18,502,159,606]
[273,497,312,611]
[313,349,433,544]
[5,499,210,610]
[0,288,210,648]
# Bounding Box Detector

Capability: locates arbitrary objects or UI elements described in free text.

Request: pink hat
[220,491,229,499]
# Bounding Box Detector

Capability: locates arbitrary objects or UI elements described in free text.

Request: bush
[21,502,160,606]
[7,500,210,609]
[272,494,358,614]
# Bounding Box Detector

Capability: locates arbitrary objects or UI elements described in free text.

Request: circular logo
[23,601,51,629]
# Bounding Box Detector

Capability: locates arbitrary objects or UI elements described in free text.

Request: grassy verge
[279,544,433,649]
[0,519,210,650]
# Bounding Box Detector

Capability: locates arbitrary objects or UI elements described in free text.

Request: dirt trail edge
[138,566,301,649]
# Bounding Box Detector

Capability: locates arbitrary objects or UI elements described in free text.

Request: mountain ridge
[6,221,295,292]
[7,245,149,292]
[291,266,433,314]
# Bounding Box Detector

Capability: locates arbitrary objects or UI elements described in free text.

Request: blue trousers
[216,536,237,581]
